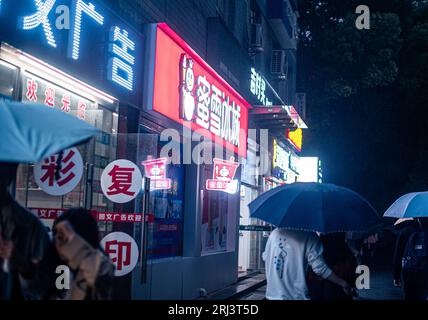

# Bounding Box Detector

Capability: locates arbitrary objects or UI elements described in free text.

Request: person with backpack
[393,218,428,300]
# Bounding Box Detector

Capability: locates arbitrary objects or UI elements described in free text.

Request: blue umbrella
[384,192,428,219]
[0,100,100,163]
[249,182,381,233]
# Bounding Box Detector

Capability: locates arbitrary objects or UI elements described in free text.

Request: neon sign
[20,0,58,48]
[0,0,143,104]
[273,139,289,172]
[206,158,239,194]
[250,68,273,106]
[68,0,104,60]
[141,157,172,191]
[148,23,250,158]
[286,128,303,152]
[180,54,241,148]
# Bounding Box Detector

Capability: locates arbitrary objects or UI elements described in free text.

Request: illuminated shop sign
[180,55,241,148]
[250,68,273,106]
[273,139,289,171]
[286,128,303,152]
[289,152,300,175]
[141,157,172,191]
[272,139,290,181]
[0,0,143,105]
[22,73,94,119]
[147,23,250,158]
[206,158,239,194]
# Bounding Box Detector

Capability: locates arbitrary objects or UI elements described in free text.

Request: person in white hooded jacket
[263,228,352,300]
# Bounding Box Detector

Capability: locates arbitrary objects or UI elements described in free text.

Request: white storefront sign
[34,147,83,196]
[100,159,142,203]
[101,232,139,277]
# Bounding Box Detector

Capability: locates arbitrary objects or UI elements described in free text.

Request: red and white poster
[141,157,172,190]
[101,232,139,277]
[101,159,143,203]
[33,147,83,196]
[206,158,239,194]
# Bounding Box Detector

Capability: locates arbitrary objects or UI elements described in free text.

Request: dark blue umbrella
[249,182,381,233]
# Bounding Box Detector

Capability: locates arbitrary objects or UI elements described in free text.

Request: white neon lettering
[20,0,57,48]
[108,57,133,91]
[69,0,104,60]
[108,26,135,90]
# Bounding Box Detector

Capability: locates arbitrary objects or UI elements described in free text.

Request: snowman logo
[218,166,230,181]
[180,55,195,121]
[151,165,161,177]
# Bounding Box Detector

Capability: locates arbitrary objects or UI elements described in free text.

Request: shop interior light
[16,51,116,104]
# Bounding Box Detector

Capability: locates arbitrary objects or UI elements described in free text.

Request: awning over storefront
[250,104,307,132]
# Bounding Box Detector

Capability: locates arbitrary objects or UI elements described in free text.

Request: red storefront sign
[32,208,155,224]
[151,23,250,158]
[206,158,239,193]
[141,157,172,190]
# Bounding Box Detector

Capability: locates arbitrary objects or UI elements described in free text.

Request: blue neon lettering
[19,0,57,48]
[68,0,103,60]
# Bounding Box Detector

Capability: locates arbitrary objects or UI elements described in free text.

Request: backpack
[402,229,428,273]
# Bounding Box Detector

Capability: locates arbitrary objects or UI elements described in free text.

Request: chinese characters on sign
[206,158,239,194]
[141,157,172,191]
[17,0,137,91]
[100,159,142,203]
[23,74,94,120]
[250,68,273,106]
[33,147,83,196]
[101,232,139,277]
[107,26,136,91]
[273,139,290,172]
[180,55,241,148]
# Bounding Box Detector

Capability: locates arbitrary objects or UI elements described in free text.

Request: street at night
[1,0,428,311]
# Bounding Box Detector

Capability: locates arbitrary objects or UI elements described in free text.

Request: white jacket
[263,229,332,300]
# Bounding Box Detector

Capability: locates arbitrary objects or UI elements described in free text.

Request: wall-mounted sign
[101,159,142,203]
[0,0,143,105]
[22,73,94,119]
[289,152,300,175]
[141,157,172,191]
[250,68,273,106]
[272,139,289,182]
[34,147,83,196]
[147,23,250,158]
[101,232,139,277]
[286,128,303,152]
[206,158,239,194]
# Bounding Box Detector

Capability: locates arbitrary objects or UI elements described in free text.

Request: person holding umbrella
[0,162,55,299]
[384,192,428,300]
[250,182,382,300]
[0,101,100,299]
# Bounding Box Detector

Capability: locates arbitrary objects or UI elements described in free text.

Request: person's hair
[54,208,100,248]
[0,162,18,189]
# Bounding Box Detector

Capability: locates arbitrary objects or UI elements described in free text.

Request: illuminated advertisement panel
[149,23,250,158]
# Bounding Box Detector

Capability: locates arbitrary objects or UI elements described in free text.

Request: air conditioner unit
[271,50,288,80]
[249,24,263,53]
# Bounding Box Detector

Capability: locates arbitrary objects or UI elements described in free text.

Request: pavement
[238,270,404,300]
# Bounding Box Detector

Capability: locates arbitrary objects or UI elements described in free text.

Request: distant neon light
[20,0,57,48]
[69,0,104,60]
